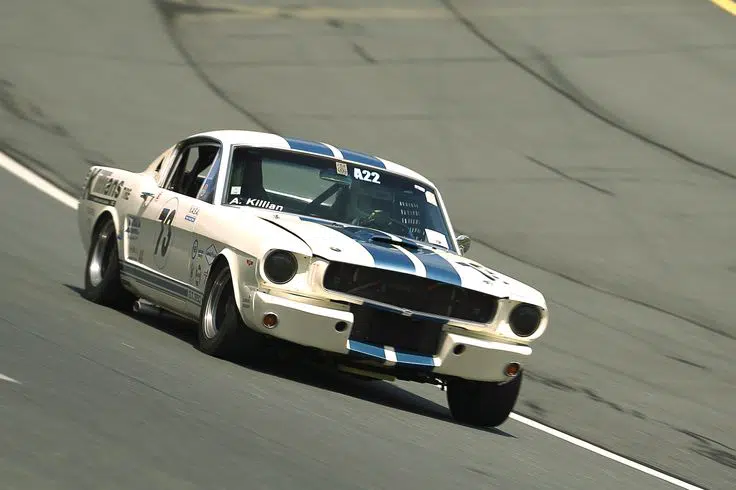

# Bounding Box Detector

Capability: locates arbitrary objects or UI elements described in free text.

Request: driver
[349,183,414,238]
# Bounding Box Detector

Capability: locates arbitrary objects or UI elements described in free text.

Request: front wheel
[198,263,266,362]
[83,218,136,310]
[446,372,523,427]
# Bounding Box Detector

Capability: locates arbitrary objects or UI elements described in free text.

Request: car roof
[189,130,436,188]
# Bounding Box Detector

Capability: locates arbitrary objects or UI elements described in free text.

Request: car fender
[80,204,122,255]
[78,165,135,254]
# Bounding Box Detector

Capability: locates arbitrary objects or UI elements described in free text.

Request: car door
[181,148,226,318]
[135,140,222,316]
[117,150,172,266]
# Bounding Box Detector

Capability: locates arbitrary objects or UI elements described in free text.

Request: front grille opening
[349,305,442,356]
[324,262,498,323]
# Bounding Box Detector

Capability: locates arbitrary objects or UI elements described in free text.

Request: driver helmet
[355,184,395,216]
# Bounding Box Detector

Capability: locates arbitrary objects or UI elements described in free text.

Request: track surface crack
[525,155,614,196]
[153,0,277,133]
[440,0,736,182]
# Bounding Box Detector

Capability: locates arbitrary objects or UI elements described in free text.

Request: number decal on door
[353,168,381,184]
[154,208,176,257]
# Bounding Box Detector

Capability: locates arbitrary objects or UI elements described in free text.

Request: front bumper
[244,290,531,382]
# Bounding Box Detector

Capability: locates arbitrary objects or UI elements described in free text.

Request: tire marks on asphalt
[525,155,615,196]
[153,0,277,133]
[439,0,736,182]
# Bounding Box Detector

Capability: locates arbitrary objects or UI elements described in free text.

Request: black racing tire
[197,262,266,362]
[446,371,523,427]
[83,218,136,310]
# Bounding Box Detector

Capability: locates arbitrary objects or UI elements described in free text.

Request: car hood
[257,213,545,306]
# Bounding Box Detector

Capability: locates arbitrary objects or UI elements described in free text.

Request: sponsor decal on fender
[204,244,217,265]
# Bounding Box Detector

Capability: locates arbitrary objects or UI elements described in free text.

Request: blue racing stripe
[284,137,334,157]
[338,224,391,241]
[318,221,460,286]
[333,225,415,275]
[121,263,199,302]
[411,248,463,287]
[123,263,188,296]
[348,340,387,361]
[298,217,416,275]
[298,217,462,287]
[394,351,436,368]
[339,148,386,168]
[122,271,183,301]
[361,240,415,275]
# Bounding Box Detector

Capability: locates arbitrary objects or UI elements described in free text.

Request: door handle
[140,191,155,199]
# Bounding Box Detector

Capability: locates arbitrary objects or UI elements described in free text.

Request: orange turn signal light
[262,313,279,329]
[504,362,521,377]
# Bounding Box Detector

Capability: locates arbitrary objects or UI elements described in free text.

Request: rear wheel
[198,263,266,361]
[446,372,523,427]
[83,218,136,310]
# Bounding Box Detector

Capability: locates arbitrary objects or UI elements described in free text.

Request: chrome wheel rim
[88,221,116,287]
[203,268,231,339]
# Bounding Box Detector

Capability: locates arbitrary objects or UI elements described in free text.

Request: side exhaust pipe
[133,299,162,316]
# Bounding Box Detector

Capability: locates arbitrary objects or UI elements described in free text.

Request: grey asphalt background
[1,0,735,488]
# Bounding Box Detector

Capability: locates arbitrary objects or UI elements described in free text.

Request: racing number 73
[154,208,176,257]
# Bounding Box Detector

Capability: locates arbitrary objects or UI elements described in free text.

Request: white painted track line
[0,373,21,384]
[0,151,78,210]
[0,150,705,490]
[509,413,703,489]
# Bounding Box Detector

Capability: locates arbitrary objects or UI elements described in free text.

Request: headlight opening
[508,303,543,337]
[263,250,298,284]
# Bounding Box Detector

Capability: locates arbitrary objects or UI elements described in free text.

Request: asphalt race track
[1,1,735,488]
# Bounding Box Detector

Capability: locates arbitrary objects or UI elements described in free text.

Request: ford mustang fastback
[77,130,549,427]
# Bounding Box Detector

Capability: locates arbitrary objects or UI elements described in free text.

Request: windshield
[225,146,455,251]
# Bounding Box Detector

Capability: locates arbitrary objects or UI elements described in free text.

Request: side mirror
[456,234,471,255]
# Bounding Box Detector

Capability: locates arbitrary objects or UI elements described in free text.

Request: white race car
[77,130,549,427]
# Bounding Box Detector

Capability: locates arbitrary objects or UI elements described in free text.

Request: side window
[164,145,193,192]
[194,152,221,204]
[224,148,267,205]
[144,147,173,186]
[224,148,340,215]
[165,143,220,199]
[261,159,333,200]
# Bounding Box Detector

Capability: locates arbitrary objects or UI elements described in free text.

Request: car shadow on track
[65,283,516,438]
